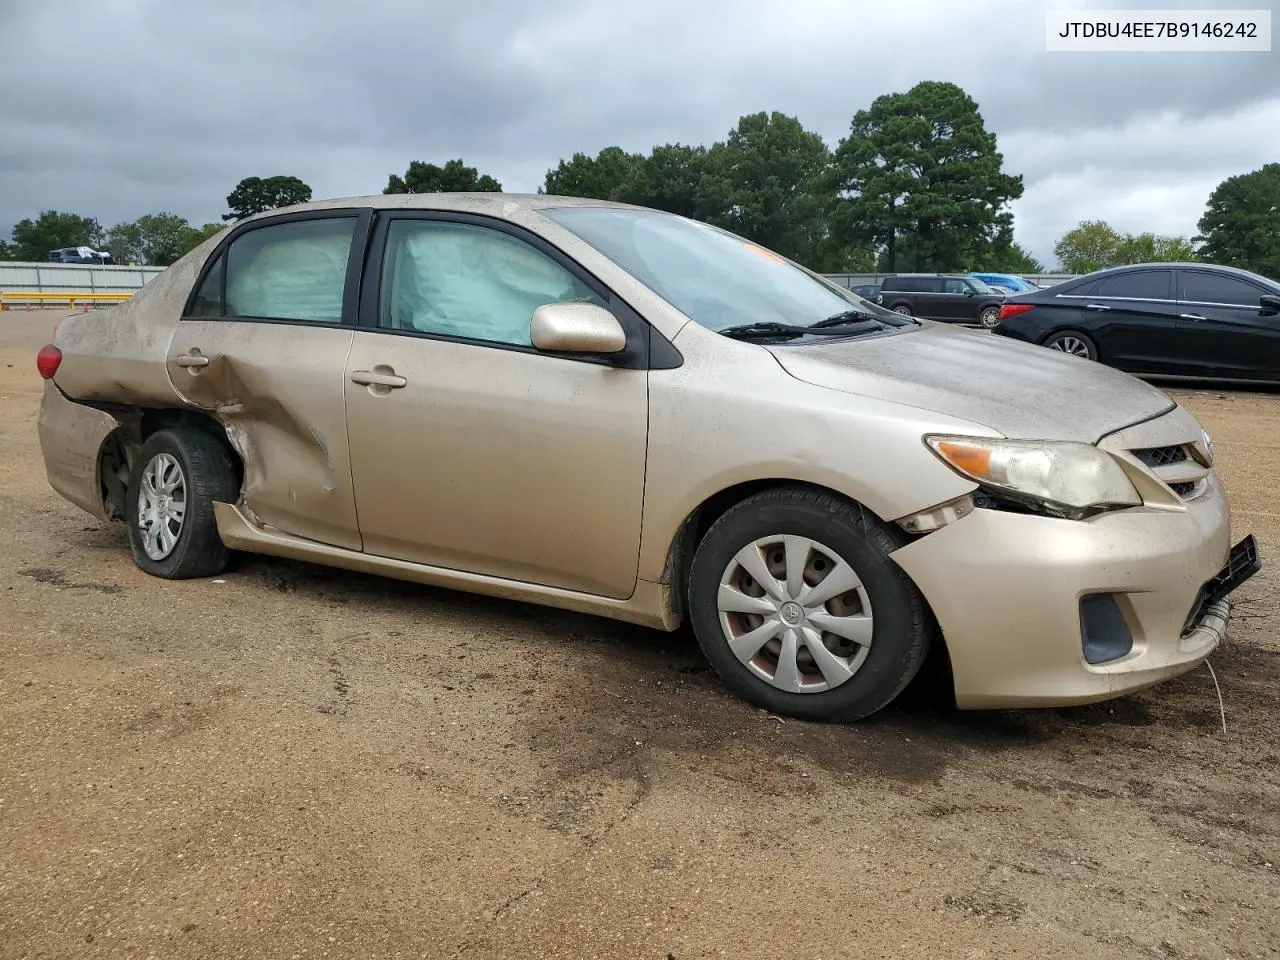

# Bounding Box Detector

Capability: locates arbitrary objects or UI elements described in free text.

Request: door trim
[213,501,679,630]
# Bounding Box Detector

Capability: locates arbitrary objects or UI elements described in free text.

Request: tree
[1195,163,1280,279]
[0,240,12,261]
[1052,220,1122,273]
[701,111,839,269]
[385,159,502,194]
[1115,232,1197,264]
[980,236,1045,273]
[541,147,642,199]
[103,216,223,266]
[833,81,1023,272]
[223,176,313,221]
[135,213,198,266]
[10,210,102,261]
[613,143,709,218]
[104,220,145,264]
[180,222,225,255]
[1053,220,1196,272]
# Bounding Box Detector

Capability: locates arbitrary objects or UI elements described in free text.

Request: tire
[891,305,912,316]
[687,486,931,722]
[979,306,1001,329]
[126,427,238,579]
[1044,330,1097,361]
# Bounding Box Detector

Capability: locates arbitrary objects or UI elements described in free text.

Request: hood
[769,324,1174,443]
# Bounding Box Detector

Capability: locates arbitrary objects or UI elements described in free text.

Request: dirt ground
[1,309,1277,960]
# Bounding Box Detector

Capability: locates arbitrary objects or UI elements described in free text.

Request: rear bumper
[891,474,1245,709]
[37,381,120,522]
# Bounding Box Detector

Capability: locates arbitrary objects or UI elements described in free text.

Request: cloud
[0,0,1276,267]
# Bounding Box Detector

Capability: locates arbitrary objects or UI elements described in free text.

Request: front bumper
[890,472,1252,709]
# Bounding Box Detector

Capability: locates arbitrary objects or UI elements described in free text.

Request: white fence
[0,261,165,297]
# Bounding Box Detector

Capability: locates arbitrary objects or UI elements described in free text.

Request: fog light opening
[1079,593,1133,665]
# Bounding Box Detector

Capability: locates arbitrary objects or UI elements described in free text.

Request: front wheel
[979,306,1001,329]
[686,487,931,722]
[1044,330,1097,361]
[891,305,913,316]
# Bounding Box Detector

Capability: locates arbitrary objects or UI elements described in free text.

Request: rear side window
[884,276,931,292]
[189,256,224,317]
[1092,270,1172,300]
[187,217,357,323]
[1059,279,1098,297]
[1180,271,1265,306]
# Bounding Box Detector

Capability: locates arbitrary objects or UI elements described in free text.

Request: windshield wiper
[717,322,809,341]
[810,310,889,331]
[719,315,893,342]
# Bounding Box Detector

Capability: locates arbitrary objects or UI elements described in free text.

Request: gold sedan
[35,194,1260,720]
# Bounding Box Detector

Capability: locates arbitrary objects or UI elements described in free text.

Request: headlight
[925,435,1141,518]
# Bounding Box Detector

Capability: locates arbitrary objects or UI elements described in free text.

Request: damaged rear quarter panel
[53,232,226,406]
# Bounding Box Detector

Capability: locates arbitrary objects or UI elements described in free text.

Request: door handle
[1179,313,1207,321]
[176,353,209,368]
[350,370,407,388]
[1085,303,1110,311]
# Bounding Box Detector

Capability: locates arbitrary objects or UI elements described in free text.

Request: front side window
[1093,270,1172,300]
[189,217,356,322]
[942,278,969,294]
[1181,271,1266,307]
[966,277,998,294]
[378,219,605,347]
[540,206,906,332]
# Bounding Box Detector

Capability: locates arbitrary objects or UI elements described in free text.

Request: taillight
[36,344,62,380]
[999,303,1035,320]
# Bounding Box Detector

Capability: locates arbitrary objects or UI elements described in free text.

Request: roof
[1086,262,1278,284]
[237,192,642,227]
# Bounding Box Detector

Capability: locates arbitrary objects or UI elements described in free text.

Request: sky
[1,0,1277,268]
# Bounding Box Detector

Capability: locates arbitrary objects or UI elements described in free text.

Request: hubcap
[716,535,874,694]
[981,308,1000,328]
[137,452,187,561]
[1050,335,1090,358]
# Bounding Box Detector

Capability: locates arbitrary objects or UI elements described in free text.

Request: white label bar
[1046,9,1271,51]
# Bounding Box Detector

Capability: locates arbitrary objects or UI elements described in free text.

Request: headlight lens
[925,435,1141,516]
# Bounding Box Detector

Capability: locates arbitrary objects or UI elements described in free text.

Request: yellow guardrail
[0,291,134,309]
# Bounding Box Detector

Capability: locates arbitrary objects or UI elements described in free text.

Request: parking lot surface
[1,311,1277,959]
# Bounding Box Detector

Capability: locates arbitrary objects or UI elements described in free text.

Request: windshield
[540,206,906,332]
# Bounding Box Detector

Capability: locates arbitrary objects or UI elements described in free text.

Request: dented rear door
[165,210,372,551]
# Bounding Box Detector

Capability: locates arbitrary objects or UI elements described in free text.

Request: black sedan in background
[995,263,1280,383]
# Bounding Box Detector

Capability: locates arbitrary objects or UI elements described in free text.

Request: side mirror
[963,288,976,296]
[531,302,626,354]
[1259,294,1280,315]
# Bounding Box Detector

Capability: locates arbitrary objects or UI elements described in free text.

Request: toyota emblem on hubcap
[780,601,804,625]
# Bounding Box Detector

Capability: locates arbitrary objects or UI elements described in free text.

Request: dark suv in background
[878,274,1006,328]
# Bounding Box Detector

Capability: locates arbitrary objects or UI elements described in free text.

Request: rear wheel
[1044,330,1097,360]
[126,428,238,579]
[979,306,1001,329]
[687,487,931,722]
